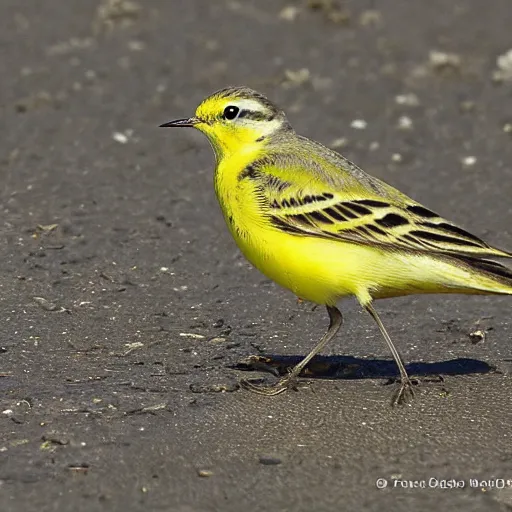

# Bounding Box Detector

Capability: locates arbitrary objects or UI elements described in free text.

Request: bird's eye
[223,105,240,120]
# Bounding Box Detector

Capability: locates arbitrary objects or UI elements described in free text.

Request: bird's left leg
[241,305,343,396]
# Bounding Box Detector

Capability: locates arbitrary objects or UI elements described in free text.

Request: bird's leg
[241,305,343,396]
[364,302,415,405]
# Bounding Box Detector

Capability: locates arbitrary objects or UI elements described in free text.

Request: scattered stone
[258,455,282,466]
[469,330,486,344]
[428,50,462,72]
[33,297,58,311]
[461,156,477,167]
[350,119,367,130]
[492,48,512,83]
[279,6,300,21]
[395,93,419,106]
[112,131,134,144]
[208,337,227,343]
[397,116,413,130]
[179,333,205,339]
[330,137,348,149]
[122,342,144,356]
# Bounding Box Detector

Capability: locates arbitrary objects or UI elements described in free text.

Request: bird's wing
[247,148,511,259]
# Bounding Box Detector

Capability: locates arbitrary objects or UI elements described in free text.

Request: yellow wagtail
[160,86,512,403]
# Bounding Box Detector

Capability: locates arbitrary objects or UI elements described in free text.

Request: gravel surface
[1,1,512,511]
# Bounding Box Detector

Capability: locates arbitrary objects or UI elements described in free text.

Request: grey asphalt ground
[1,1,512,511]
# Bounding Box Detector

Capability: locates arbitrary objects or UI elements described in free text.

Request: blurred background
[1,1,512,510]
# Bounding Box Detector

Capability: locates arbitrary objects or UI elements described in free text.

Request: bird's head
[160,86,292,159]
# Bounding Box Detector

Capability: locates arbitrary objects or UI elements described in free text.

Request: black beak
[159,117,199,128]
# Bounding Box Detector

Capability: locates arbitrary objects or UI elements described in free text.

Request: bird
[160,86,512,404]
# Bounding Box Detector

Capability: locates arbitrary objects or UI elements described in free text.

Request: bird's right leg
[363,301,416,405]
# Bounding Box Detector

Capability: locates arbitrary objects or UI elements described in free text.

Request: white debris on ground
[429,50,462,71]
[397,116,413,130]
[350,119,367,130]
[461,156,477,167]
[395,93,420,107]
[493,48,512,82]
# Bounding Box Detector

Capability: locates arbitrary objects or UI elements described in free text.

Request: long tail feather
[457,254,512,293]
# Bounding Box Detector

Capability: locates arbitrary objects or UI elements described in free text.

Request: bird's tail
[454,254,512,295]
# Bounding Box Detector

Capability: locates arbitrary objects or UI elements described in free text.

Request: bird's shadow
[232,354,496,381]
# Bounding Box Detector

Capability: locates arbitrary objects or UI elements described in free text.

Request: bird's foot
[240,375,300,396]
[391,376,418,406]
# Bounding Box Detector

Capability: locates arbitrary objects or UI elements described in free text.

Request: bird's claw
[391,377,417,406]
[240,375,300,396]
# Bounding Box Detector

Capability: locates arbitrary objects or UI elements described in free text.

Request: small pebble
[179,333,205,339]
[350,119,367,130]
[330,137,348,149]
[397,116,413,130]
[112,132,129,144]
[259,455,282,466]
[469,330,486,344]
[493,48,512,82]
[395,93,419,106]
[461,156,477,167]
[279,6,300,21]
[429,50,461,71]
[208,337,226,343]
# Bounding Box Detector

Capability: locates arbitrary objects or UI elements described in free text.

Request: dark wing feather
[239,152,511,260]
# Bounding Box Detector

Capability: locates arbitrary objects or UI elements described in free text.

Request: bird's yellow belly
[229,221,477,305]
[231,224,367,305]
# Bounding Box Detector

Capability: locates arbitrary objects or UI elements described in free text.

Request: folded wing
[244,150,512,260]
